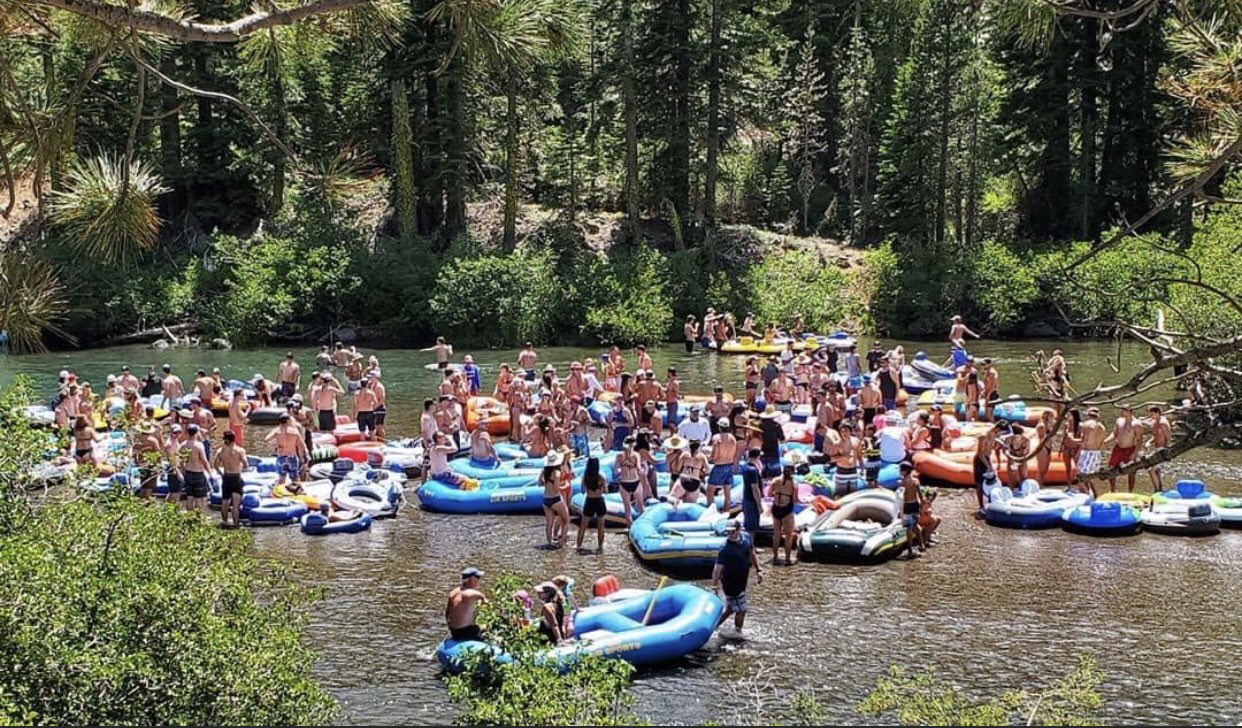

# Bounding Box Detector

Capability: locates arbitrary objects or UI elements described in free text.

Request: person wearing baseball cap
[446,568,486,643]
[713,518,762,635]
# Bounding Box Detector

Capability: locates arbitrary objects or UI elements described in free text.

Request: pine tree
[391,79,417,244]
[783,20,828,235]
[837,6,875,244]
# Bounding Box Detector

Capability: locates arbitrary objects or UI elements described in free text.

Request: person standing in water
[181,424,213,513]
[276,352,301,403]
[1107,404,1141,493]
[517,342,538,381]
[713,520,762,636]
[683,316,699,353]
[369,372,388,440]
[1146,405,1172,492]
[212,430,248,528]
[575,456,608,553]
[422,337,454,370]
[131,422,163,500]
[445,568,486,642]
[266,412,308,486]
[227,386,249,446]
[948,315,980,349]
[1077,407,1107,498]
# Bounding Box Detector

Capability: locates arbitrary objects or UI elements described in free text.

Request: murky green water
[2,340,1238,724]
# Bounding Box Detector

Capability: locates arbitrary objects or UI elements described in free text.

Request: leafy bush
[743,248,862,333]
[429,248,565,347]
[1170,175,1242,340]
[582,244,675,346]
[965,240,1041,333]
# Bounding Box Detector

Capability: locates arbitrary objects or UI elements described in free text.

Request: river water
[2,340,1238,725]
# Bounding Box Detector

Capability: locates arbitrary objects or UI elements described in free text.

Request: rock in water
[209,338,233,350]
[151,339,170,350]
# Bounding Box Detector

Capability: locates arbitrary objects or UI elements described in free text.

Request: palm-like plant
[0,252,74,354]
[48,155,169,263]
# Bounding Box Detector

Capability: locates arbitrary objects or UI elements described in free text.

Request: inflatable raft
[240,494,309,525]
[983,482,1088,529]
[628,503,732,571]
[300,508,373,535]
[798,489,906,563]
[1151,479,1214,505]
[1140,501,1220,537]
[1210,495,1242,529]
[331,478,403,518]
[437,583,723,673]
[990,399,1057,426]
[1061,500,1142,537]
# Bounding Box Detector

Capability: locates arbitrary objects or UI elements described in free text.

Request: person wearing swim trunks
[1077,407,1107,497]
[212,430,248,528]
[311,372,344,432]
[181,424,213,513]
[163,424,185,507]
[131,422,162,500]
[767,371,793,413]
[713,520,762,635]
[615,437,642,525]
[607,397,634,452]
[858,375,882,424]
[664,368,681,431]
[226,387,249,446]
[683,315,699,354]
[830,421,863,496]
[948,314,980,350]
[898,462,923,558]
[1106,404,1141,492]
[576,456,608,553]
[707,419,738,507]
[267,412,309,486]
[739,448,763,535]
[769,464,798,565]
[446,568,486,643]
[421,336,454,370]
[540,451,570,548]
[518,342,538,381]
[353,378,378,441]
[367,371,388,440]
[1146,405,1172,492]
[276,352,301,402]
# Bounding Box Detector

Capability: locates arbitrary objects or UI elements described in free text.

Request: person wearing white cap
[677,406,710,443]
[707,418,738,507]
[446,568,486,642]
[539,451,570,548]
[949,314,980,349]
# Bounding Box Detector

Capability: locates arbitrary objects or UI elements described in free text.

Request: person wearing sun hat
[757,405,784,476]
[539,450,570,548]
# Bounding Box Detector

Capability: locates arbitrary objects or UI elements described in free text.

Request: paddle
[641,576,669,627]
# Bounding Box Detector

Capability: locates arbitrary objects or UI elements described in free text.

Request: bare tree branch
[1035,0,1162,23]
[29,0,379,43]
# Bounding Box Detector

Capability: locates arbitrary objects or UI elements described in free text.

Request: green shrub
[743,248,862,333]
[582,244,675,346]
[429,248,564,347]
[966,240,1041,333]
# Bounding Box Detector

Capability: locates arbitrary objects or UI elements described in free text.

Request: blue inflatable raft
[983,483,1088,529]
[628,503,731,571]
[437,583,723,673]
[300,509,373,535]
[1061,500,1142,537]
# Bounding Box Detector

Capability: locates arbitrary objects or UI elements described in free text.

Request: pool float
[1151,479,1215,504]
[309,458,407,482]
[1061,500,1142,537]
[568,475,741,528]
[437,583,723,673]
[628,503,733,571]
[1141,501,1220,537]
[312,431,338,448]
[465,397,511,436]
[798,489,906,563]
[339,440,387,463]
[909,354,953,382]
[331,478,404,518]
[1097,492,1151,508]
[310,444,339,463]
[21,405,56,427]
[272,479,334,510]
[983,482,1088,529]
[1210,495,1242,529]
[990,399,1057,426]
[899,368,940,396]
[332,419,365,445]
[783,421,814,444]
[246,406,286,425]
[911,448,1069,487]
[916,387,965,413]
[240,494,308,525]
[300,507,373,535]
[718,336,806,355]
[416,455,596,515]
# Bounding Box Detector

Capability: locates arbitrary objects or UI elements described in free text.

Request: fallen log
[101,322,197,347]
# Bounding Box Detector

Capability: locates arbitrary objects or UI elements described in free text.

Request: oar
[641,576,670,626]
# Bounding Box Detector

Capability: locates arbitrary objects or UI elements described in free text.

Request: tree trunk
[1079,17,1098,240]
[421,68,441,235]
[934,5,952,246]
[158,54,184,220]
[621,0,639,238]
[444,52,467,243]
[671,0,692,224]
[392,79,417,244]
[703,0,723,231]
[502,84,519,252]
[267,33,287,214]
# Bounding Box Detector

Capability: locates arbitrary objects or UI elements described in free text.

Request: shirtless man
[422,337,454,370]
[161,364,185,406]
[1107,404,1141,493]
[857,376,882,424]
[435,395,463,447]
[227,387,249,445]
[420,399,439,448]
[189,369,213,405]
[131,423,163,500]
[664,368,681,430]
[814,393,837,454]
[311,372,345,433]
[980,358,1000,419]
[948,315,980,349]
[564,361,586,404]
[704,385,730,435]
[1146,405,1172,492]
[635,371,662,411]
[517,342,538,381]
[898,462,924,558]
[315,345,332,369]
[330,342,350,367]
[277,352,301,402]
[1076,407,1107,497]
[212,430,248,528]
[181,424,214,513]
[369,372,388,440]
[707,420,738,507]
[354,379,379,441]
[54,384,80,429]
[117,365,140,393]
[446,568,486,643]
[829,422,863,495]
[164,424,186,506]
[266,412,309,486]
[188,399,216,460]
[767,371,793,413]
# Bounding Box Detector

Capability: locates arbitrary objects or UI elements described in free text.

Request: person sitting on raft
[469,427,497,467]
[429,431,476,490]
[535,582,567,645]
[446,567,486,642]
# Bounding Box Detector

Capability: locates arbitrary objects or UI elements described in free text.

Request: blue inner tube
[628,503,729,571]
[240,495,308,524]
[1061,502,1142,537]
[437,583,724,673]
[300,510,373,535]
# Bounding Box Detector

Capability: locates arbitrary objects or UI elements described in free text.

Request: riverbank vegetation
[0,377,336,725]
[0,0,1239,350]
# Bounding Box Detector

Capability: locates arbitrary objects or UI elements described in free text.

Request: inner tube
[1061,501,1142,537]
[798,489,905,563]
[983,483,1088,529]
[331,479,403,518]
[240,494,308,525]
[300,509,373,535]
[246,407,285,425]
[1140,501,1221,537]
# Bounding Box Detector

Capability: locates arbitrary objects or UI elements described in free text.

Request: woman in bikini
[1034,409,1056,484]
[769,465,799,565]
[539,453,570,548]
[73,414,97,466]
[615,437,642,525]
[744,357,760,407]
[525,416,551,457]
[1060,408,1083,488]
[672,439,709,506]
[1005,424,1032,485]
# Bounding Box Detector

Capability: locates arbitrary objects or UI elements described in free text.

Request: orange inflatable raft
[466,396,511,436]
[912,440,1070,487]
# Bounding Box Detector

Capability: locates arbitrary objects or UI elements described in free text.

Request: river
[2,339,1238,725]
